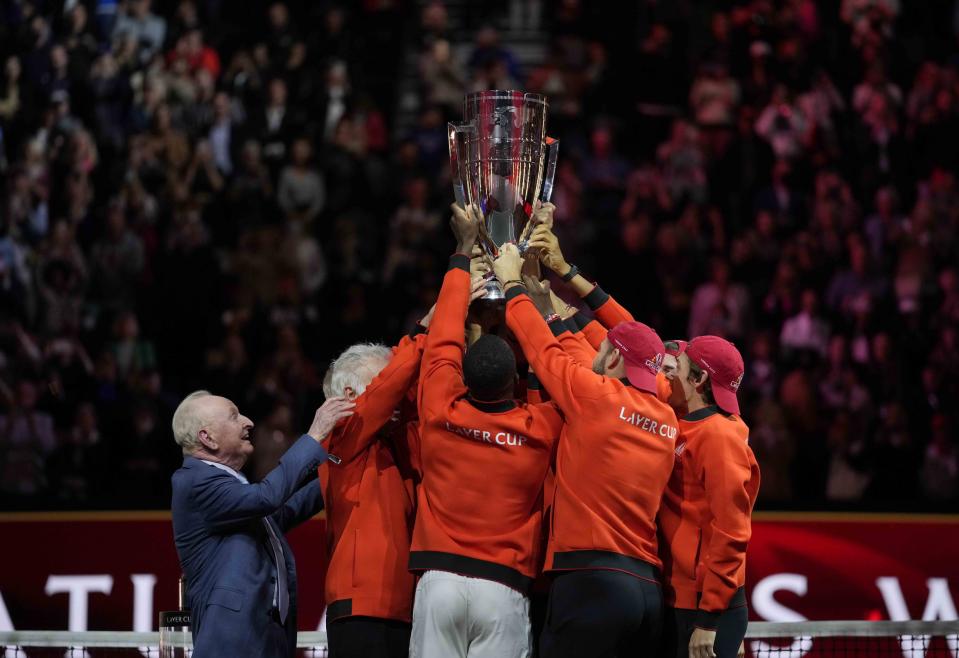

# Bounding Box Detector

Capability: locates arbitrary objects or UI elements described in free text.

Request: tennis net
[1,621,958,656]
[745,620,959,657]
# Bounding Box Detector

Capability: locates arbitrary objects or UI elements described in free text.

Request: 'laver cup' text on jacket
[505,290,678,578]
[409,255,563,592]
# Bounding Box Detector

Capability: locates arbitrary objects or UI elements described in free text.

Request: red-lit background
[1,512,957,634]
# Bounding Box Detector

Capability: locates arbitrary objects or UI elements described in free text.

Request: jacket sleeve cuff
[527,370,541,391]
[567,311,585,332]
[409,323,427,338]
[296,435,329,469]
[449,253,470,272]
[504,285,527,302]
[694,609,721,631]
[548,317,569,337]
[583,284,610,311]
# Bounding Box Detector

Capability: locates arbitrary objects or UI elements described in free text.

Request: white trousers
[410,570,531,658]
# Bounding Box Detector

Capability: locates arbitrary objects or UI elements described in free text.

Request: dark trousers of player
[659,588,748,658]
[540,570,663,658]
[530,587,550,657]
[327,616,412,658]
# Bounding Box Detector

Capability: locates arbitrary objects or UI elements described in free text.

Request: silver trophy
[448,90,560,301]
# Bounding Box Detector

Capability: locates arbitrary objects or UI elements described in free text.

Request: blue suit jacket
[171,435,327,658]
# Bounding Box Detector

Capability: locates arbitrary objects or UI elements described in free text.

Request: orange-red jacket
[554,318,599,367]
[410,255,564,592]
[320,332,425,623]
[657,406,760,628]
[580,315,608,350]
[571,284,633,350]
[585,284,635,330]
[506,289,678,580]
[527,367,549,404]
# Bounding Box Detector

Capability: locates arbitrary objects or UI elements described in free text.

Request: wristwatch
[560,264,579,282]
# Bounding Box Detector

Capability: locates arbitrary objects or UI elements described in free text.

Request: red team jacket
[580,282,760,621]
[657,406,760,625]
[505,288,679,579]
[320,332,426,623]
[409,255,564,592]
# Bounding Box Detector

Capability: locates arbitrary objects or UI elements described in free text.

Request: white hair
[330,343,392,398]
[171,390,212,453]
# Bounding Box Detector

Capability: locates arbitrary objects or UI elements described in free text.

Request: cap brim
[712,385,740,415]
[666,340,687,357]
[624,363,659,395]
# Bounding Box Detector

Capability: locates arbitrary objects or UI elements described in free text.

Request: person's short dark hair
[463,334,516,401]
[687,358,716,406]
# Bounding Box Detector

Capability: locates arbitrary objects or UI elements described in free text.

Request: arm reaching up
[528,225,636,329]
[419,204,488,420]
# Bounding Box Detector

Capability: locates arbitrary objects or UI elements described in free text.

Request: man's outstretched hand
[493,243,524,286]
[520,200,556,243]
[527,225,570,276]
[532,201,556,230]
[470,243,492,279]
[308,397,356,442]
[522,274,554,318]
[451,203,481,254]
[470,275,488,303]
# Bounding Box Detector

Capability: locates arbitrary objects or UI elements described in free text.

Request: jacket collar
[465,395,517,413]
[683,405,720,422]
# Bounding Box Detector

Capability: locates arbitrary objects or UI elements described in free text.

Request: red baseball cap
[607,322,665,394]
[664,340,687,357]
[685,336,744,415]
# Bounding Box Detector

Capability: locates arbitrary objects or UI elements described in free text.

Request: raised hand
[522,274,553,318]
[526,225,570,276]
[470,275,488,303]
[307,397,356,442]
[519,200,556,243]
[470,243,492,279]
[532,201,556,231]
[450,203,481,253]
[492,242,524,286]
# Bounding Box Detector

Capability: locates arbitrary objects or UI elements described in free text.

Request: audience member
[0,1,955,510]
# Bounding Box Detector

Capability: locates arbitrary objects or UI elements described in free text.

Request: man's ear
[344,387,357,401]
[197,428,216,451]
[607,348,622,370]
[694,370,710,391]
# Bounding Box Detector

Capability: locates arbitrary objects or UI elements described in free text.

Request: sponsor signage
[1,512,956,650]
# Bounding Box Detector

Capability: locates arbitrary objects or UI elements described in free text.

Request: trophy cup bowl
[448,90,559,301]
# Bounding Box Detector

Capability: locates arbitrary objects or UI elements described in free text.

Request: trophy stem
[482,277,505,302]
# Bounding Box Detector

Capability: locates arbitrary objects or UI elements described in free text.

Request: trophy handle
[516,137,560,252]
[448,122,473,209]
[539,137,560,203]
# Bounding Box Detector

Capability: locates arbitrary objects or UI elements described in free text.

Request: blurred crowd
[1,0,957,510]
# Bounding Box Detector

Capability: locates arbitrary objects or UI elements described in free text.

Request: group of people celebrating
[170,201,760,658]
[317,201,760,658]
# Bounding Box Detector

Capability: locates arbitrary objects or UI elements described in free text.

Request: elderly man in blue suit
[171,390,354,657]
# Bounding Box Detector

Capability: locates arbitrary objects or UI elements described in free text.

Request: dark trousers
[540,570,663,658]
[327,616,411,658]
[530,588,550,657]
[659,592,748,658]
